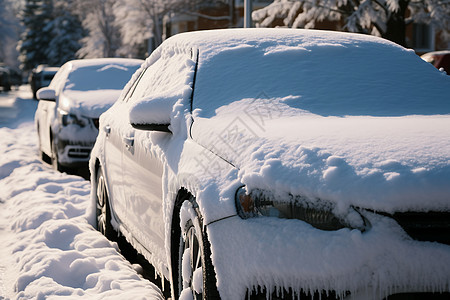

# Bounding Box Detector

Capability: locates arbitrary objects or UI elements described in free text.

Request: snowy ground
[0,86,164,299]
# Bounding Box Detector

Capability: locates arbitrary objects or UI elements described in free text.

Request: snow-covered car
[35,58,143,171]
[88,29,450,300]
[421,50,450,73]
[0,65,11,91]
[0,65,22,91]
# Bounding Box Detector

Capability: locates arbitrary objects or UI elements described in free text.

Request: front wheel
[178,200,219,300]
[95,166,116,240]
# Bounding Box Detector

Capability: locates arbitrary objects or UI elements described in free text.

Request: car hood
[191,110,450,213]
[60,89,122,118]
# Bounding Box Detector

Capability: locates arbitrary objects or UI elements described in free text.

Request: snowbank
[0,88,163,299]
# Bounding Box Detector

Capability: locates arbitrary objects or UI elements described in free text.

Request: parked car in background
[421,50,450,73]
[8,68,23,88]
[35,58,143,172]
[0,65,11,91]
[0,64,21,91]
[89,29,450,300]
[30,65,59,98]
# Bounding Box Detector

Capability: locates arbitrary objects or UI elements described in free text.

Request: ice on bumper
[208,213,450,299]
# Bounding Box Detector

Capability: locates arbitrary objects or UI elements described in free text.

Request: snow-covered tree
[75,0,122,58]
[17,0,84,70]
[112,0,229,57]
[17,0,54,71]
[113,0,154,58]
[45,0,84,66]
[0,0,22,68]
[252,0,450,47]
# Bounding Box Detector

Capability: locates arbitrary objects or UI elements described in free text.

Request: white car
[89,29,450,300]
[35,58,143,171]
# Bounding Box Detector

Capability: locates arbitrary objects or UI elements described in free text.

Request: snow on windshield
[193,30,449,118]
[64,64,139,92]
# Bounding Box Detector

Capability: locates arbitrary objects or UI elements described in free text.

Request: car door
[101,76,143,223]
[102,106,128,222]
[120,48,195,262]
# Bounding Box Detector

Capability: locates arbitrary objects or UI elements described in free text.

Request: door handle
[123,136,134,148]
[104,125,111,136]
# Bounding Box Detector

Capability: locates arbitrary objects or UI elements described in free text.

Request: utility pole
[244,0,252,28]
[229,0,235,27]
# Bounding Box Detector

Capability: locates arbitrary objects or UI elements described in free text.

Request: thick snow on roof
[65,57,144,71]
[59,58,143,118]
[64,58,143,92]
[186,28,449,117]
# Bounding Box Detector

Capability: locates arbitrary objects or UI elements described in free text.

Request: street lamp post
[244,0,252,28]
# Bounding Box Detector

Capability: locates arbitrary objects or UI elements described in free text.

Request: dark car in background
[0,66,11,91]
[30,65,59,98]
[0,64,22,92]
[421,50,450,73]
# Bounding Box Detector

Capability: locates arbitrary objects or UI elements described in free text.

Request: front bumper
[57,138,95,167]
[206,211,450,299]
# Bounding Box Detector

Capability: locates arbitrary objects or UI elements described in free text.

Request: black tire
[178,200,220,300]
[95,166,116,240]
[51,139,63,172]
[40,148,50,164]
[37,125,51,164]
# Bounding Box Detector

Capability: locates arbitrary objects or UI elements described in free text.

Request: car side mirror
[37,87,56,101]
[131,123,171,133]
[129,95,178,133]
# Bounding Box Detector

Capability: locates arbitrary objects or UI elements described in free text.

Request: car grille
[246,287,346,300]
[389,211,450,245]
[68,148,90,159]
[384,292,450,299]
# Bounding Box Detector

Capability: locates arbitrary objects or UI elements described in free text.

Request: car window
[63,64,139,92]
[49,65,70,93]
[123,67,148,102]
[127,49,193,103]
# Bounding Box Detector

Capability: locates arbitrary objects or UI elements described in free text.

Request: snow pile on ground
[0,88,163,299]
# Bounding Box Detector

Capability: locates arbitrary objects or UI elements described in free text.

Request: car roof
[160,28,406,61]
[422,50,450,57]
[41,67,59,74]
[65,58,144,72]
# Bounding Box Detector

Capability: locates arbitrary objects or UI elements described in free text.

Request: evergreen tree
[76,0,122,58]
[45,0,84,66]
[253,0,450,47]
[17,0,84,71]
[0,0,22,68]
[17,0,54,71]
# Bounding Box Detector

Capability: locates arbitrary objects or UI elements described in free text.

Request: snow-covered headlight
[235,187,368,231]
[58,109,89,128]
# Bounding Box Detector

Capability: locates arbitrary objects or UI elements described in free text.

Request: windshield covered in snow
[193,43,450,118]
[64,64,139,92]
